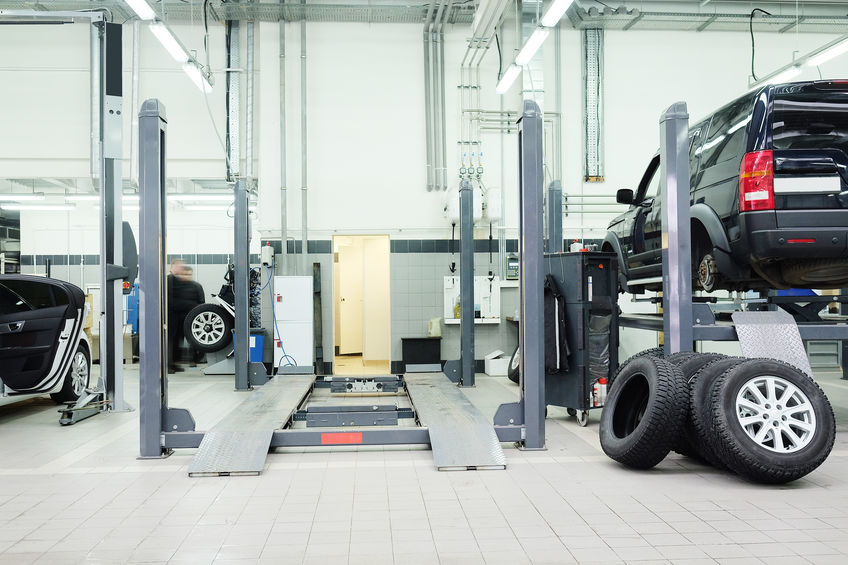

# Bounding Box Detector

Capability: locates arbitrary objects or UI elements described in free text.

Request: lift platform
[187,375,314,477]
[405,373,506,471]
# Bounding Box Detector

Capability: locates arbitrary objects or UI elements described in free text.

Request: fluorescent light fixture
[541,0,574,27]
[124,0,156,21]
[515,28,550,66]
[496,64,522,94]
[0,193,45,202]
[183,63,213,93]
[65,194,100,202]
[807,37,848,67]
[149,22,188,63]
[168,194,233,202]
[1,203,75,211]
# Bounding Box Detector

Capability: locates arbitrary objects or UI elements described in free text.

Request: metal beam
[138,99,168,458]
[659,102,694,355]
[696,14,717,31]
[623,13,644,30]
[459,179,475,387]
[518,100,545,450]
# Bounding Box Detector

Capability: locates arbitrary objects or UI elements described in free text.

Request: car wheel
[599,356,688,469]
[184,304,233,353]
[507,346,520,384]
[707,358,836,484]
[781,258,848,288]
[51,344,91,404]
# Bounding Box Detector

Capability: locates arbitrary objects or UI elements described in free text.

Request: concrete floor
[0,365,847,564]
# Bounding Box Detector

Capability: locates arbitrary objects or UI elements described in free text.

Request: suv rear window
[772,92,848,153]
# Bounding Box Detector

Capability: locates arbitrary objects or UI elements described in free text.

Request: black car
[0,275,91,405]
[605,80,848,293]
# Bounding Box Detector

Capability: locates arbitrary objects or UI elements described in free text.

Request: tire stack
[599,349,836,484]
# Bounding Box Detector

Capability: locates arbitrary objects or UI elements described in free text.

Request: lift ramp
[188,375,314,477]
[405,373,506,471]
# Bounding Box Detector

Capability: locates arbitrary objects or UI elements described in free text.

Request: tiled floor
[0,365,847,564]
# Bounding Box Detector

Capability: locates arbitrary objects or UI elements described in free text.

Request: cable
[749,8,772,81]
[265,265,297,370]
[495,31,502,81]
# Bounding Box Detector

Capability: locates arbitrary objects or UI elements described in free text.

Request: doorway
[333,235,391,375]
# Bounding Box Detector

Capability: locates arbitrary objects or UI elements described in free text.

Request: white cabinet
[273,276,313,370]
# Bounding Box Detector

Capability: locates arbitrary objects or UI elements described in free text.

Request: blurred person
[167,258,190,373]
[180,266,206,366]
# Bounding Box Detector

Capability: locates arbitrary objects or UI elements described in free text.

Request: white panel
[273,321,313,368]
[273,276,312,321]
[773,176,841,194]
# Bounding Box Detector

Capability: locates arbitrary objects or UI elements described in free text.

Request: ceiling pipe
[423,1,436,192]
[280,0,288,273]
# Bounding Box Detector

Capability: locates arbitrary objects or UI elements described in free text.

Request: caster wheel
[577,410,589,427]
[567,408,577,417]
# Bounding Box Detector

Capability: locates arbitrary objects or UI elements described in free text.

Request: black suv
[605,80,848,293]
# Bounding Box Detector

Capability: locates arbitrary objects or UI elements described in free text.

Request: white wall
[6,18,848,272]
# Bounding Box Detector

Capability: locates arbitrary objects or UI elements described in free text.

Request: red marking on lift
[276,295,282,302]
[787,239,816,244]
[321,432,363,445]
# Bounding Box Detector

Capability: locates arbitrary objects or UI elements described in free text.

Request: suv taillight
[739,150,774,212]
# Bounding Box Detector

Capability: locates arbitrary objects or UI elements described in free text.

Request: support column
[99,21,127,412]
[234,178,251,391]
[660,102,694,355]
[519,100,546,450]
[546,180,563,253]
[138,99,168,458]
[459,179,475,387]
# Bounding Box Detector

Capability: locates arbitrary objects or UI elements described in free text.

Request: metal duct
[280,1,288,273]
[246,21,255,180]
[300,0,307,275]
[423,1,436,191]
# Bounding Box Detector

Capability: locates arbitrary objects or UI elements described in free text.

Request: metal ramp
[188,375,314,477]
[405,373,506,471]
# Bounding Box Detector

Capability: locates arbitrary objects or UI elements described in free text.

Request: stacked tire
[599,349,836,484]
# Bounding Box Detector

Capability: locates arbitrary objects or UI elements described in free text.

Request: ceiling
[0,1,847,31]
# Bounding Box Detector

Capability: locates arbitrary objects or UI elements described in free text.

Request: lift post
[659,102,694,355]
[138,99,196,458]
[546,180,563,253]
[493,100,546,449]
[443,179,475,387]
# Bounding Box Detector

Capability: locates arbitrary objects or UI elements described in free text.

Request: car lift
[137,99,550,471]
[617,101,848,374]
[0,10,130,425]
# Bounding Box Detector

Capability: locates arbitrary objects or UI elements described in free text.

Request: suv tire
[599,356,688,469]
[610,347,664,388]
[708,358,836,484]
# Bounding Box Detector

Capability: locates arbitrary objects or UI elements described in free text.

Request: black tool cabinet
[543,251,619,425]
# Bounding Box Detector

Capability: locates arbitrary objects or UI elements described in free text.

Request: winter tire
[665,352,727,458]
[184,304,233,353]
[599,356,688,469]
[708,358,836,484]
[609,346,664,389]
[688,356,746,469]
